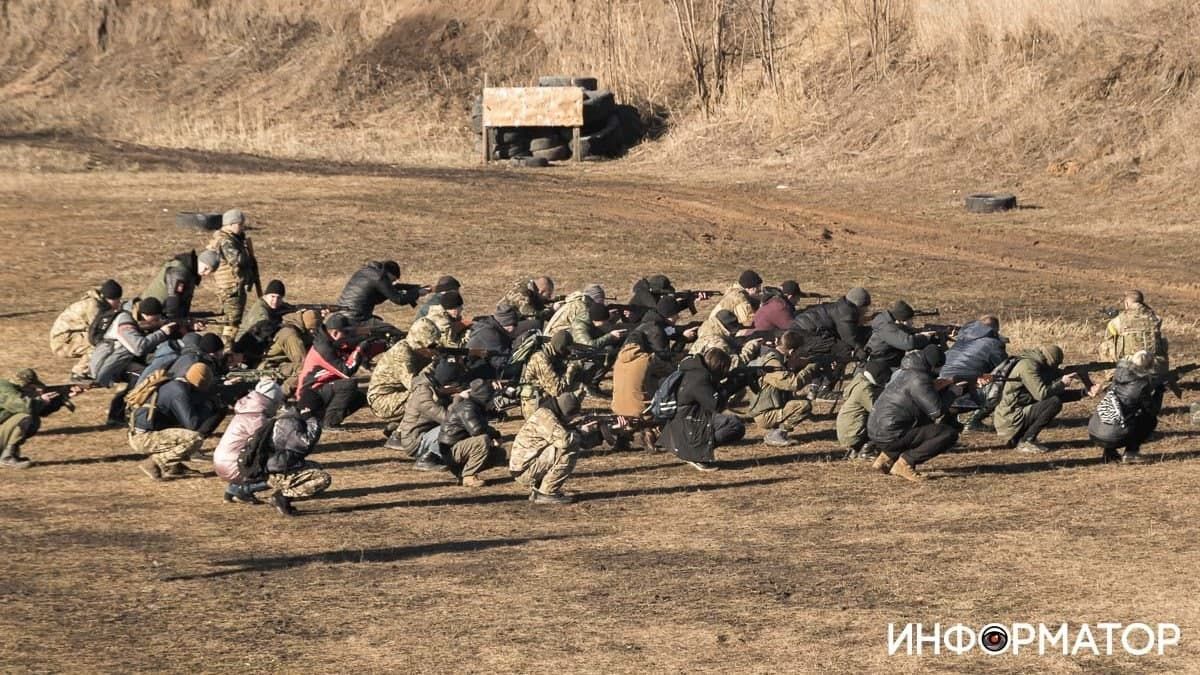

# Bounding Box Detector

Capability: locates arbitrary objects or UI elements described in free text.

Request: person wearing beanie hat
[410,287,468,350]
[461,305,522,383]
[993,343,1094,455]
[753,280,804,332]
[197,249,222,274]
[697,271,761,342]
[197,333,225,356]
[296,310,376,430]
[1088,350,1159,464]
[416,276,463,320]
[334,260,427,324]
[612,293,700,429]
[235,277,291,345]
[496,276,558,322]
[689,308,763,370]
[435,378,501,488]
[656,295,683,319]
[626,275,677,323]
[846,287,871,308]
[866,344,960,482]
[205,209,257,349]
[88,291,177,403]
[510,391,591,504]
[439,290,464,310]
[128,357,219,481]
[371,320,443,443]
[433,275,461,293]
[750,330,822,448]
[0,368,84,468]
[865,298,934,370]
[518,330,585,419]
[538,283,621,353]
[255,309,321,397]
[49,279,127,380]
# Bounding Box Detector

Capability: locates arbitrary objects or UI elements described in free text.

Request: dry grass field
[1,136,1199,673]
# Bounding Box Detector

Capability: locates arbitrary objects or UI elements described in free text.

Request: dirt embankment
[2,0,1199,204]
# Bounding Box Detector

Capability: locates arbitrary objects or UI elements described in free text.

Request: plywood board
[483,87,583,127]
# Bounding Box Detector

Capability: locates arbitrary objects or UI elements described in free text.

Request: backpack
[88,307,120,347]
[125,369,171,413]
[647,368,686,422]
[236,417,277,483]
[978,356,1021,413]
[509,328,545,369]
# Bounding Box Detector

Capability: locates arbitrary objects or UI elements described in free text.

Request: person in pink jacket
[214,379,283,503]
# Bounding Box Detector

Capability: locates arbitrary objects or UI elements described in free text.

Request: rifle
[673,290,721,315]
[284,303,356,315]
[1161,363,1199,399]
[1099,307,1120,320]
[244,235,263,298]
[223,367,287,383]
[565,344,619,386]
[918,323,961,344]
[359,323,406,349]
[39,382,94,413]
[912,308,941,318]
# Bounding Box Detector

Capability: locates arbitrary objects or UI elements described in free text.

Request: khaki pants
[128,428,203,472]
[0,414,35,453]
[268,462,331,498]
[754,399,812,432]
[50,332,94,377]
[368,388,409,423]
[447,434,493,478]
[514,444,578,495]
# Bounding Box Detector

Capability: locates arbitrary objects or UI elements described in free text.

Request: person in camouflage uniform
[1102,290,1167,371]
[415,275,461,319]
[748,331,819,447]
[689,310,762,369]
[697,270,762,340]
[518,330,584,418]
[544,284,605,337]
[369,318,441,429]
[128,363,220,480]
[511,392,592,504]
[49,279,123,380]
[0,369,82,468]
[409,290,467,348]
[497,276,556,321]
[205,209,259,348]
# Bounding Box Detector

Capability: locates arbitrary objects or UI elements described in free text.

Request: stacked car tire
[471,76,640,162]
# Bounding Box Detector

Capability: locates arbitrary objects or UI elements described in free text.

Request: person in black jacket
[128,363,221,481]
[792,286,872,358]
[939,315,1008,431]
[866,345,960,482]
[656,349,746,472]
[1088,351,1160,464]
[435,379,501,487]
[625,274,676,323]
[334,260,428,323]
[865,300,934,369]
[466,306,520,379]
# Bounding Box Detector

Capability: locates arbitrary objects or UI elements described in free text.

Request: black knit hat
[382,260,400,278]
[494,305,519,327]
[738,270,763,289]
[439,290,463,310]
[264,279,285,296]
[587,302,610,322]
[864,360,892,386]
[434,275,461,293]
[656,295,682,318]
[139,297,163,316]
[468,378,495,405]
[433,358,464,385]
[198,333,224,354]
[325,314,351,332]
[780,280,800,297]
[100,279,123,300]
[921,344,945,371]
[891,300,914,321]
[550,329,573,354]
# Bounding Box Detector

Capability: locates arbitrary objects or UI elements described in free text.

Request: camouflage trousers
[753,399,812,432]
[128,427,203,472]
[50,331,94,377]
[367,388,409,423]
[513,443,578,495]
[268,461,332,499]
[215,285,247,348]
[0,414,35,453]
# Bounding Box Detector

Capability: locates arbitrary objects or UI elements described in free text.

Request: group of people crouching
[7,250,1174,514]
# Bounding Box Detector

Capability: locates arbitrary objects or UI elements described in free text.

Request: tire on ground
[531,144,571,161]
[583,90,616,130]
[964,193,1018,213]
[529,135,564,152]
[510,157,550,168]
[571,77,598,90]
[498,128,529,144]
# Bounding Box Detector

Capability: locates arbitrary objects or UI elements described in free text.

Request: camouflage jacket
[510,406,578,473]
[697,285,755,339]
[206,230,250,292]
[688,328,760,369]
[748,350,817,416]
[519,347,580,401]
[50,288,105,341]
[1104,304,1165,361]
[412,305,466,348]
[497,279,545,318]
[544,291,588,337]
[368,340,433,401]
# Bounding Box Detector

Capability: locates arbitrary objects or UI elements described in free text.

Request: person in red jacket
[753,281,803,332]
[296,314,384,430]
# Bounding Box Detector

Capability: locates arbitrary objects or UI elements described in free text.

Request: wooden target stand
[481,81,584,163]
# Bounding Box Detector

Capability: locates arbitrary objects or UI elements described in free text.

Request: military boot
[460,474,486,488]
[763,429,796,447]
[889,457,925,482]
[872,452,894,474]
[0,446,31,469]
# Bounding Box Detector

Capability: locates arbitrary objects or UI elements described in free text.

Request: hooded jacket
[752,294,796,332]
[867,350,949,445]
[1087,360,1157,444]
[657,356,721,462]
[335,261,422,321]
[940,320,1007,381]
[836,370,883,448]
[792,297,866,350]
[213,390,279,483]
[993,348,1066,440]
[866,310,930,368]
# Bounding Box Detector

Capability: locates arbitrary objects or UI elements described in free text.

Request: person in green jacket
[0,369,82,469]
[993,344,1096,453]
[836,360,892,459]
